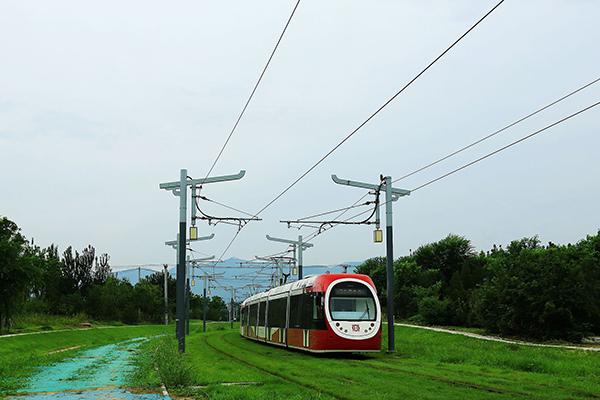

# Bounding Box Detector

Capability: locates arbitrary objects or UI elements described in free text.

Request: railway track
[202,332,345,400]
[217,332,511,396]
[341,358,529,398]
[214,334,530,399]
[213,331,523,399]
[197,329,600,399]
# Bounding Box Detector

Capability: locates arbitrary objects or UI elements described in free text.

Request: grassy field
[8,312,103,333]
[133,323,600,400]
[3,321,600,399]
[0,323,171,396]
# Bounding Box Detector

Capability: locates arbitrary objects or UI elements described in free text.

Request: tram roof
[241,273,375,306]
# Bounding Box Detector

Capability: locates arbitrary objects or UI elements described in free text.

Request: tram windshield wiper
[358,300,370,321]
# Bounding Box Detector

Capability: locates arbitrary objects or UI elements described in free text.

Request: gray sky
[1,1,599,278]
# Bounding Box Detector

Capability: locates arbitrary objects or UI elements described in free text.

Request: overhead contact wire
[204,0,301,181]
[307,76,600,240]
[411,100,600,192]
[252,0,505,219]
[216,0,504,262]
[393,76,600,184]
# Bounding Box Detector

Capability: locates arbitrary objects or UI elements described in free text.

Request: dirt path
[10,337,169,400]
[396,323,600,351]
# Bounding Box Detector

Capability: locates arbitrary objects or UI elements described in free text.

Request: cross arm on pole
[189,255,216,263]
[194,233,215,242]
[331,174,410,199]
[165,233,214,249]
[266,234,314,249]
[159,170,246,192]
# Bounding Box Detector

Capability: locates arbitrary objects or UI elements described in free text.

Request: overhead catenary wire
[203,0,301,182]
[198,195,257,218]
[312,99,600,226]
[212,0,505,263]
[298,76,600,241]
[393,76,600,185]
[280,200,376,228]
[195,90,600,292]
[250,0,505,220]
[194,196,260,229]
[411,100,600,192]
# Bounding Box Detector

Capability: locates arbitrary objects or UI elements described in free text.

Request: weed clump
[153,336,193,389]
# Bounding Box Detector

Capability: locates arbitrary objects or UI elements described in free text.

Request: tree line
[0,216,228,333]
[356,231,600,342]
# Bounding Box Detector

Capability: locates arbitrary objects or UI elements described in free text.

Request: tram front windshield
[329,281,376,321]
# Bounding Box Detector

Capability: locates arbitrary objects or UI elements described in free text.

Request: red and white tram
[240,273,382,352]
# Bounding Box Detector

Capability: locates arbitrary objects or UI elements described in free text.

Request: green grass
[130,322,600,399]
[7,312,125,333]
[5,319,600,399]
[0,323,171,396]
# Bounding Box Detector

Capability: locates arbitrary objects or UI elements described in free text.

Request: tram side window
[312,292,326,330]
[302,294,312,328]
[267,297,286,328]
[291,293,327,330]
[241,307,246,326]
[249,303,257,326]
[289,294,303,329]
[258,301,266,326]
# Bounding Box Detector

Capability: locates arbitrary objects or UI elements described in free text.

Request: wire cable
[411,100,600,192]
[300,76,600,240]
[203,0,301,181]
[212,0,504,265]
[251,0,505,219]
[198,195,257,217]
[308,100,599,228]
[294,202,374,221]
[393,76,600,184]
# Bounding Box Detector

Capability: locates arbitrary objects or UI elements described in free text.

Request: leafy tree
[142,268,176,317]
[37,244,63,310]
[86,277,136,323]
[93,253,112,285]
[392,258,441,320]
[0,217,42,332]
[412,233,475,293]
[189,293,205,320]
[133,281,164,323]
[60,245,95,296]
[471,233,600,341]
[355,257,387,306]
[207,296,227,321]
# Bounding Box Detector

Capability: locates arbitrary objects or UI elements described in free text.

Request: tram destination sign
[334,287,369,296]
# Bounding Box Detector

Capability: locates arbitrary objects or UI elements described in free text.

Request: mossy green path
[0,325,171,396]
[169,324,600,400]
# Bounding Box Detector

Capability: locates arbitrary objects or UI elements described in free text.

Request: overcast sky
[1,0,599,278]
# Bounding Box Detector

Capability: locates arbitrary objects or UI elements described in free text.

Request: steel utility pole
[265,235,314,280]
[166,234,214,337]
[229,287,236,329]
[332,174,410,353]
[228,287,237,329]
[163,264,169,326]
[160,168,245,353]
[193,271,223,332]
[188,256,217,333]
